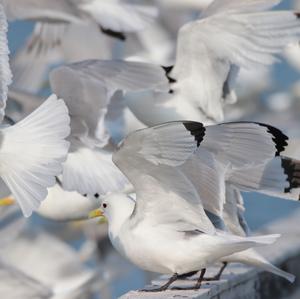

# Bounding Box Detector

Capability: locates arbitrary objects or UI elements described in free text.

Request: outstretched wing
[170,0,300,121]
[115,121,290,219]
[131,121,288,168]
[113,120,290,233]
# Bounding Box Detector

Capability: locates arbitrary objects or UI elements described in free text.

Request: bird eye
[103,203,107,208]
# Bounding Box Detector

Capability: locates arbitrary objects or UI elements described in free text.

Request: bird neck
[107,196,135,239]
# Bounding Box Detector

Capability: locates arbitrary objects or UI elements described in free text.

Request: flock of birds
[1,0,300,296]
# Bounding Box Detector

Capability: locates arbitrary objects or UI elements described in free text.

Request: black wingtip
[256,123,289,156]
[281,157,300,193]
[295,12,300,19]
[183,121,206,147]
[100,26,126,41]
[162,65,177,84]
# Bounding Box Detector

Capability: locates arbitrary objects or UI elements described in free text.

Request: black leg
[194,268,206,289]
[204,262,228,281]
[140,273,179,292]
[172,269,206,290]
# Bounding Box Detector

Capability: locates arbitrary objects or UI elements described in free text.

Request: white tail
[245,234,281,245]
[225,249,295,283]
[0,94,70,217]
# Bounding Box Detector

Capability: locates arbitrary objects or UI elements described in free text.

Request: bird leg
[140,273,179,292]
[193,268,206,289]
[204,262,228,281]
[172,268,206,290]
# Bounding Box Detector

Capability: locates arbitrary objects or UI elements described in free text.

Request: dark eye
[103,203,107,208]
[94,193,99,198]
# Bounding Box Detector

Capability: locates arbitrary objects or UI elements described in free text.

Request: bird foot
[171,284,202,291]
[203,275,221,281]
[139,286,169,292]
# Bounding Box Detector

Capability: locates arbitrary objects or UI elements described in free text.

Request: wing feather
[171,0,300,121]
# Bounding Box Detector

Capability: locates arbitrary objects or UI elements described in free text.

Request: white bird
[0,5,71,217]
[89,121,293,292]
[123,0,300,127]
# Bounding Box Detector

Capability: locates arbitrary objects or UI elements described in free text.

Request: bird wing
[179,148,228,219]
[61,147,131,197]
[0,5,12,123]
[50,59,169,146]
[129,121,288,169]
[115,121,290,220]
[171,0,300,121]
[11,22,64,94]
[113,124,216,235]
[202,122,289,169]
[227,156,300,200]
[78,1,158,33]
[223,185,250,237]
[1,0,80,22]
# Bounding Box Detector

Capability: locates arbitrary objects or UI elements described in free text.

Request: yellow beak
[0,196,15,206]
[88,208,107,223]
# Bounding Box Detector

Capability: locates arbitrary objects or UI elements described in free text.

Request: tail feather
[244,234,281,245]
[261,262,295,283]
[224,249,295,283]
[0,94,70,217]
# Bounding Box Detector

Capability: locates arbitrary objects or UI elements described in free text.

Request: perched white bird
[0,5,71,217]
[88,121,297,291]
[123,0,300,127]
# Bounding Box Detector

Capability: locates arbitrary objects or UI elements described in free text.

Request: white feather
[0,94,70,217]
